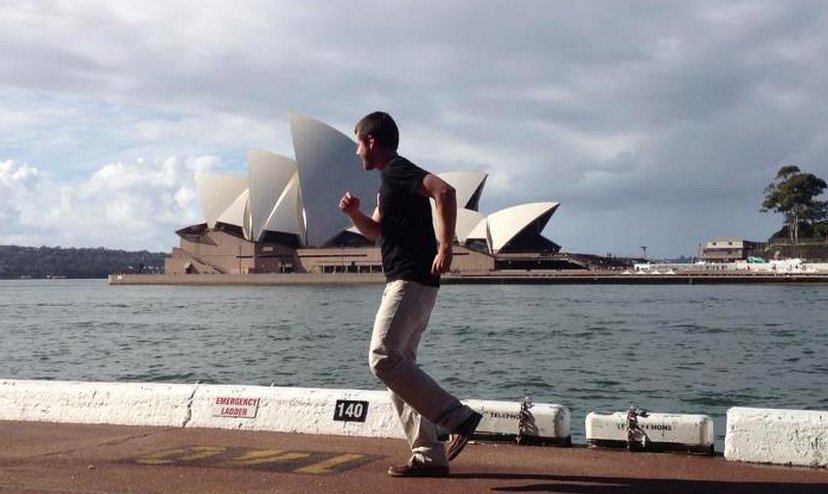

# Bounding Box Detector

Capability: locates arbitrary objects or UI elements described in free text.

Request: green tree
[761,165,828,243]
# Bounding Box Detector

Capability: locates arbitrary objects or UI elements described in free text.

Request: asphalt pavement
[1,421,826,493]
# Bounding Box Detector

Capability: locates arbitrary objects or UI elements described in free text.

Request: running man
[339,111,482,477]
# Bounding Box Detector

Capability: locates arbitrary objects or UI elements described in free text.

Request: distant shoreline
[107,271,828,286]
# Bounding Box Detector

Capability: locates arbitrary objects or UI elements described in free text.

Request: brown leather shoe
[387,457,450,478]
[446,411,482,461]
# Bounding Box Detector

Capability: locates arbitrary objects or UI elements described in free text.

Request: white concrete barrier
[0,379,193,427]
[586,411,715,454]
[464,399,571,445]
[725,407,828,467]
[0,379,570,445]
[186,387,571,444]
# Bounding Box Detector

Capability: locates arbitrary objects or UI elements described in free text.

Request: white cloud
[133,113,282,151]
[0,160,40,231]
[0,159,39,190]
[1,156,217,250]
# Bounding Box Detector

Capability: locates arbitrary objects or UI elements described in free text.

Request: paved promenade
[1,421,826,493]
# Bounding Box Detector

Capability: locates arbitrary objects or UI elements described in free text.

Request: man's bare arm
[339,192,381,241]
[420,174,456,274]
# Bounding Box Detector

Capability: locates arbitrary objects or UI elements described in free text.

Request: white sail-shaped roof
[467,214,490,243]
[262,171,305,240]
[289,113,379,247]
[181,114,563,255]
[430,203,487,244]
[456,209,487,243]
[216,189,250,238]
[247,150,298,242]
[194,173,247,228]
[437,171,488,211]
[486,202,560,253]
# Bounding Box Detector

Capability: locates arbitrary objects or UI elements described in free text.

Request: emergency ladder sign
[212,396,260,418]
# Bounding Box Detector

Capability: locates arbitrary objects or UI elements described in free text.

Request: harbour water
[1,279,826,450]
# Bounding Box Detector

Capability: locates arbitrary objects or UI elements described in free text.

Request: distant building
[165,114,579,275]
[700,239,759,263]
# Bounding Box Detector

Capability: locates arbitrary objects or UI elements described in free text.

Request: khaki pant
[370,280,473,466]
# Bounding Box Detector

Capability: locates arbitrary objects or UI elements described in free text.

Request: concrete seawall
[109,272,386,285]
[108,271,828,285]
[0,379,569,444]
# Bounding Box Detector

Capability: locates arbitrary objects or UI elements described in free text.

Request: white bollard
[586,410,715,454]
[725,407,828,467]
[464,399,571,445]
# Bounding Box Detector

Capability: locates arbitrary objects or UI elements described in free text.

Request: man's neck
[373,151,399,171]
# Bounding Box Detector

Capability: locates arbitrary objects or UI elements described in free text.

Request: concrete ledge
[725,407,828,467]
[586,411,715,454]
[0,379,193,427]
[0,379,570,444]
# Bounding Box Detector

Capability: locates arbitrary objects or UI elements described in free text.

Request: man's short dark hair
[355,111,399,151]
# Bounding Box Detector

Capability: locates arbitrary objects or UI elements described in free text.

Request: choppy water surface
[1,279,826,449]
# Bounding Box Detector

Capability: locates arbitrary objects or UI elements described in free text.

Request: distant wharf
[108,270,828,286]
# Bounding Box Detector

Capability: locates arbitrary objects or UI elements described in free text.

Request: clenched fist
[339,192,360,215]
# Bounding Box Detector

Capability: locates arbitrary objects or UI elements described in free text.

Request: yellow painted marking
[225,449,311,466]
[134,448,188,465]
[179,446,226,461]
[131,447,373,474]
[295,453,366,474]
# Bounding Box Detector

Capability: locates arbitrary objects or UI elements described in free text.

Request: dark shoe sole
[446,411,483,461]
[387,465,450,478]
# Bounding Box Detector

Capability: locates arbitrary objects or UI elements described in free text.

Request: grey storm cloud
[1,0,828,256]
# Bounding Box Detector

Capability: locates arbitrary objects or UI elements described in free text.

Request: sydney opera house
[165,114,581,276]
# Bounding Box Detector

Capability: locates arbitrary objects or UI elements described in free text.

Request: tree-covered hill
[0,245,167,279]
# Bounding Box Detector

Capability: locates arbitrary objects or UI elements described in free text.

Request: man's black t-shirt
[379,156,440,287]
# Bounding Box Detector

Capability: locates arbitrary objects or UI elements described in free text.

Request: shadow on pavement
[450,473,828,494]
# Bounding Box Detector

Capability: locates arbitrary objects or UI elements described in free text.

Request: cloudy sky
[2,0,827,258]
